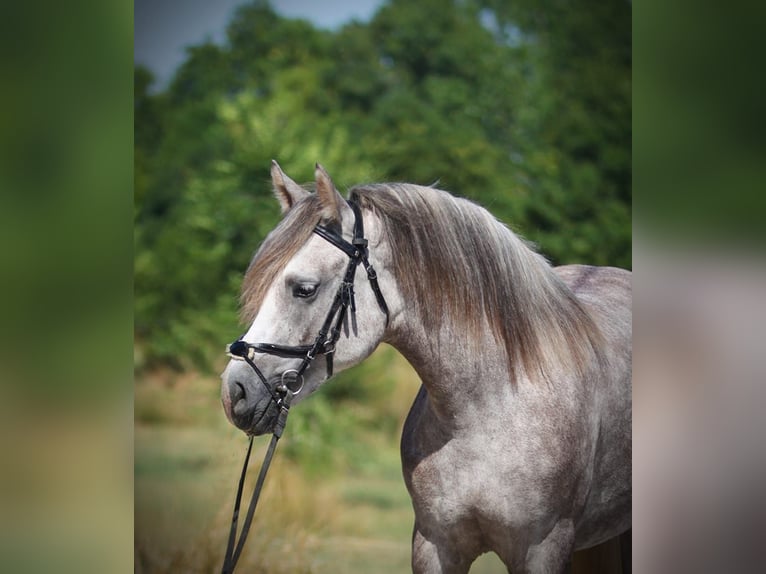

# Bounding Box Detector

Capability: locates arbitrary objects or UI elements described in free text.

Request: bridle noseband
[220,199,389,574]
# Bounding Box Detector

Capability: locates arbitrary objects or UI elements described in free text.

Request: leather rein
[220,200,389,573]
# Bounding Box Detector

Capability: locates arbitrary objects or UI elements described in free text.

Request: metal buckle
[280,369,304,395]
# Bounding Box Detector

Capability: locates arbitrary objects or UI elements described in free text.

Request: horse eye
[292,283,318,299]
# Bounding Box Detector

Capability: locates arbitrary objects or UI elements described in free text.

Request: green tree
[134,0,631,372]
[479,0,632,267]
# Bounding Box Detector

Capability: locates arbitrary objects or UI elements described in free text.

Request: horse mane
[349,183,605,384]
[241,182,604,384]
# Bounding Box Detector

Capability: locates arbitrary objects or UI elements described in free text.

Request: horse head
[221,162,391,435]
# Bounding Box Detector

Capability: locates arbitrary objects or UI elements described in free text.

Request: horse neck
[363,203,517,423]
[385,311,512,423]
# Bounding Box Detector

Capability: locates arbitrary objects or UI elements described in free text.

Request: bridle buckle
[279,369,304,395]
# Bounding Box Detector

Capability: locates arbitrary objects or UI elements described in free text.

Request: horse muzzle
[221,362,282,435]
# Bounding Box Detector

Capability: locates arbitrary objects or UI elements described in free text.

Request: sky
[135,0,385,90]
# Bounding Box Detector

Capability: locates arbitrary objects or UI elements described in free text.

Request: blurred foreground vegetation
[135,1,629,571]
[135,347,511,573]
[135,347,427,573]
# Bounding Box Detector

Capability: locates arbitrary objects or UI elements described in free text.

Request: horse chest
[402,396,590,538]
[405,434,547,529]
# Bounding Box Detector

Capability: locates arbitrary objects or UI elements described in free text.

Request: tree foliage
[135,0,631,372]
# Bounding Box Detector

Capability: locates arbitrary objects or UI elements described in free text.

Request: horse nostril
[230,381,244,401]
[230,382,249,416]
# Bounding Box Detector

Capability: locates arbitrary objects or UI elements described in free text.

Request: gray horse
[221,163,631,573]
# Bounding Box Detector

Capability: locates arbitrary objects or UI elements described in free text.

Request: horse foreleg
[524,520,575,574]
[411,522,472,574]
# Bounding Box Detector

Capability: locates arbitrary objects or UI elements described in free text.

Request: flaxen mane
[242,183,604,384]
[350,184,604,384]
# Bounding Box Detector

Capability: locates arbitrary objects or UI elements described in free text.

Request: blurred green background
[134,0,630,571]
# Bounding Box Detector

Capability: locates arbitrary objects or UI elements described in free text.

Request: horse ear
[315,163,345,223]
[271,160,309,214]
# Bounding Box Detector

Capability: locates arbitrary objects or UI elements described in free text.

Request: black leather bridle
[226,200,389,405]
[220,199,389,573]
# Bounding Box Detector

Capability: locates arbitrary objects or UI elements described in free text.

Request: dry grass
[135,351,417,573]
[134,350,508,573]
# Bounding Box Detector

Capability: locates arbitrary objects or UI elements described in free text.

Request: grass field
[135,349,507,573]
